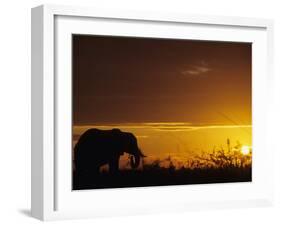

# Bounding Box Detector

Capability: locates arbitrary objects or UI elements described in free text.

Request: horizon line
[73,122,252,132]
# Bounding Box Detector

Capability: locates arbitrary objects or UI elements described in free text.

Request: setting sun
[241,145,250,155]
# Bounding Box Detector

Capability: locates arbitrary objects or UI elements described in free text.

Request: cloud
[73,122,252,134]
[181,61,211,77]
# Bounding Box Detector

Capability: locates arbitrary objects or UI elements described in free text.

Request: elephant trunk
[130,154,140,169]
[130,148,145,169]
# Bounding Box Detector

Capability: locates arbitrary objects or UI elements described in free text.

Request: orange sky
[73,122,251,168]
[72,35,252,167]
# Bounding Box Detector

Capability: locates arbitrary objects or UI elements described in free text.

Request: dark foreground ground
[72,166,252,190]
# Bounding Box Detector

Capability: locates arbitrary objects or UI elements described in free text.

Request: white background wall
[0,0,280,225]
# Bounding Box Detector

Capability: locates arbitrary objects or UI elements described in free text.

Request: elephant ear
[112,128,125,155]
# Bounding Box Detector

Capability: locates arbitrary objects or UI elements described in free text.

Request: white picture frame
[31,4,274,221]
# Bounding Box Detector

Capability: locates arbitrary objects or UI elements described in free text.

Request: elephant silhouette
[74,128,146,177]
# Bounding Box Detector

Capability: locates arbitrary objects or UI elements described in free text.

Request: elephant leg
[109,156,120,174]
[74,167,93,189]
[92,165,100,177]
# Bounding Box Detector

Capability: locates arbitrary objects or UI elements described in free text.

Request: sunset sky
[72,35,252,167]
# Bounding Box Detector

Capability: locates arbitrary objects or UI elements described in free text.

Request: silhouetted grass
[73,165,251,190]
[73,139,252,190]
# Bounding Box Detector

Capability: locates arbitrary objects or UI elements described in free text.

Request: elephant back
[74,128,123,168]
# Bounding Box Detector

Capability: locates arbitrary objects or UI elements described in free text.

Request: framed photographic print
[31,4,274,221]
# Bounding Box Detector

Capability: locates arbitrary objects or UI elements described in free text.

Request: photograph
[72,34,252,190]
